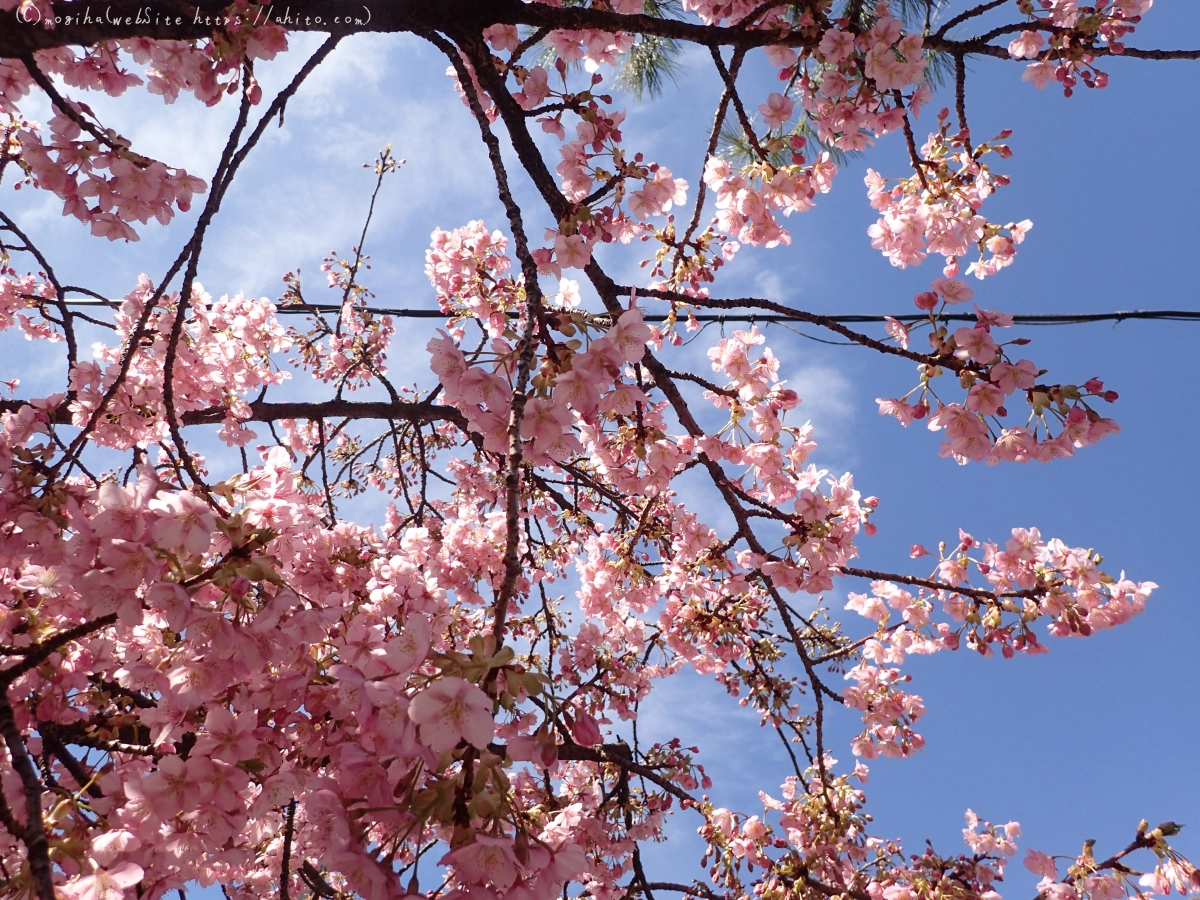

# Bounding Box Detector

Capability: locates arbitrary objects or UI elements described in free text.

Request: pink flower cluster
[427,232,655,463]
[15,113,207,242]
[530,75,687,273]
[426,221,521,338]
[2,19,288,239]
[0,268,59,341]
[694,3,927,255]
[68,276,291,448]
[1011,0,1154,96]
[700,327,874,592]
[680,0,793,27]
[281,256,397,392]
[0,6,1190,900]
[876,279,1119,464]
[0,400,667,900]
[701,152,833,249]
[801,12,926,152]
[865,115,1030,278]
[840,525,1155,758]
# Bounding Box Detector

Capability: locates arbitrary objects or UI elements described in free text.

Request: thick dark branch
[709,46,768,161]
[673,48,745,277]
[797,872,872,900]
[4,1,1197,64]
[0,0,821,55]
[0,615,118,688]
[1106,46,1200,60]
[16,51,145,165]
[925,33,1200,61]
[954,53,971,153]
[657,369,739,398]
[0,397,469,430]
[0,691,53,900]
[894,90,932,193]
[161,68,255,496]
[636,883,724,900]
[0,211,75,374]
[582,264,851,820]
[40,730,104,799]
[281,799,297,900]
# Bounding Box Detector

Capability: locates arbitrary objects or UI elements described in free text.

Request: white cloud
[783,362,856,460]
[754,267,788,302]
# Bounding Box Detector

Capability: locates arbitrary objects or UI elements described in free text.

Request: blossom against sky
[2,4,1197,898]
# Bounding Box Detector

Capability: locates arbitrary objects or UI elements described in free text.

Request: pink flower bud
[572,711,602,746]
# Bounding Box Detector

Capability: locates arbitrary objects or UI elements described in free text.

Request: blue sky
[3,4,1197,896]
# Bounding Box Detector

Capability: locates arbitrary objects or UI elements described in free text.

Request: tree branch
[0,397,470,430]
[0,615,118,688]
[0,691,54,900]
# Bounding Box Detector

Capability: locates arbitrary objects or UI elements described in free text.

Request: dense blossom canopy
[0,3,1194,900]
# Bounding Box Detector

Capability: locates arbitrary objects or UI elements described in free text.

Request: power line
[55,299,1200,327]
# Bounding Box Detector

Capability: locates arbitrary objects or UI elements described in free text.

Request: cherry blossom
[408,676,495,751]
[0,5,1191,900]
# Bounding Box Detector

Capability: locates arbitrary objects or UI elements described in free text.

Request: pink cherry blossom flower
[990,359,1039,395]
[383,615,431,676]
[554,233,592,269]
[193,707,259,763]
[90,831,141,866]
[483,24,519,52]
[62,863,145,900]
[931,278,974,304]
[440,834,519,890]
[608,308,653,362]
[966,382,1005,416]
[148,491,217,555]
[884,316,910,349]
[975,305,1014,328]
[819,28,856,64]
[1024,849,1058,879]
[758,92,795,128]
[516,66,551,109]
[408,676,494,751]
[765,45,798,68]
[1084,875,1126,900]
[953,326,999,362]
[1023,61,1058,89]
[1038,880,1079,900]
[1008,31,1047,60]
